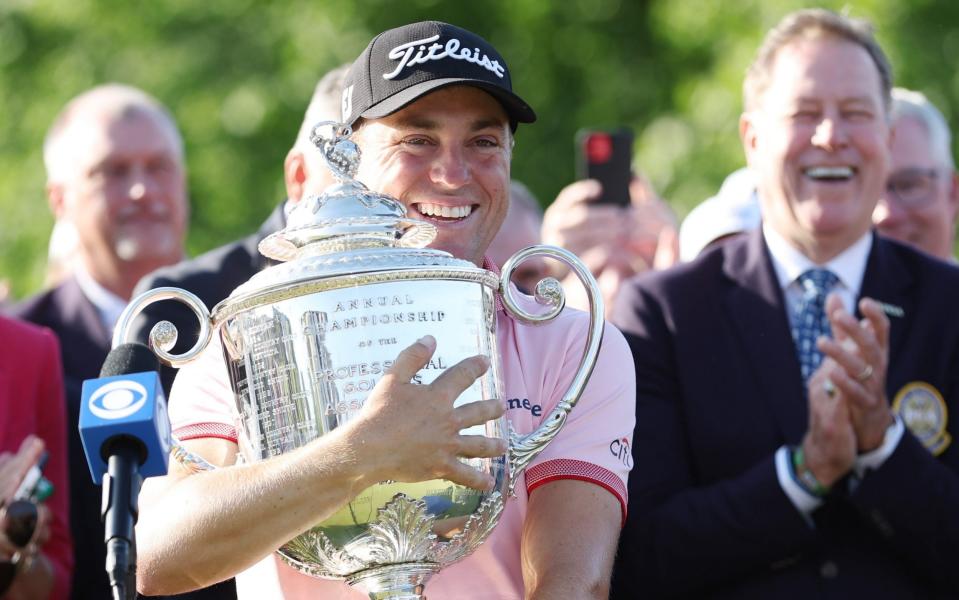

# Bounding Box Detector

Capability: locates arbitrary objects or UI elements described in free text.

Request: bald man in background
[9,83,189,600]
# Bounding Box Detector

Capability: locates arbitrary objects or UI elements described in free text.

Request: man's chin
[427,242,483,265]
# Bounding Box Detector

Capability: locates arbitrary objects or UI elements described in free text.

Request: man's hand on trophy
[346,335,507,492]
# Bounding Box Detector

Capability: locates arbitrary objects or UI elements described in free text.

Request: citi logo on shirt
[506,398,542,417]
[610,437,633,468]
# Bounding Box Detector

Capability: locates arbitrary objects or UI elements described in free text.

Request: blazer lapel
[722,230,808,443]
[857,232,915,372]
[59,276,113,353]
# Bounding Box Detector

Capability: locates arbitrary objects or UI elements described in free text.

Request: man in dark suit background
[610,9,959,599]
[10,84,190,600]
[128,65,347,396]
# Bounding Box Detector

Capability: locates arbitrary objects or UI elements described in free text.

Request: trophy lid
[224,122,477,304]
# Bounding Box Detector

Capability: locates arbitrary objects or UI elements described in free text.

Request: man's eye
[843,110,872,121]
[403,137,431,146]
[894,179,921,193]
[102,163,129,178]
[148,158,174,174]
[475,138,499,148]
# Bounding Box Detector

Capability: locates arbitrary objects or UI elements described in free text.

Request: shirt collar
[74,264,128,332]
[762,224,873,296]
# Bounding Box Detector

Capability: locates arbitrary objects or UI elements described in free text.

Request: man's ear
[47,182,67,219]
[284,149,308,203]
[739,112,760,167]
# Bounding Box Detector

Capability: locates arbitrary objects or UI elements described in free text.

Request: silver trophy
[114,122,604,599]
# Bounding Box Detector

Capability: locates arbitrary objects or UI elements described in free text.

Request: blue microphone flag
[79,371,172,485]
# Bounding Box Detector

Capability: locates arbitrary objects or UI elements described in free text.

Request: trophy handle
[112,287,214,368]
[498,245,605,495]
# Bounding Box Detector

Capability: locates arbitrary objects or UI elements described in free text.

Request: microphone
[79,343,173,600]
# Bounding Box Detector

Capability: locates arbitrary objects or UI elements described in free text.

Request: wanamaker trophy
[113,122,605,599]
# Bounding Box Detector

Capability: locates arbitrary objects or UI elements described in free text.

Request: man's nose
[430,146,470,188]
[126,164,154,201]
[811,116,848,150]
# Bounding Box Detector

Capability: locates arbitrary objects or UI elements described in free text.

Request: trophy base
[347,562,439,599]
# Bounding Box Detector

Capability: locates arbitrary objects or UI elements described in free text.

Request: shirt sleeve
[35,328,73,599]
[524,315,636,524]
[774,445,823,521]
[853,415,905,477]
[168,336,239,443]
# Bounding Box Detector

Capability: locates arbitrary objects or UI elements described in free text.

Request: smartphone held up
[575,128,634,207]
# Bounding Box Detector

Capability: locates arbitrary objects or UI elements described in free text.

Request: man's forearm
[136,429,371,595]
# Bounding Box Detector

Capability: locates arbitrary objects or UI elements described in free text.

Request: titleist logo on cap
[383,34,506,80]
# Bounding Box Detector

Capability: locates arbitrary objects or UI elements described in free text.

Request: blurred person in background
[541,175,678,317]
[678,167,761,262]
[0,316,72,599]
[8,83,189,600]
[874,87,958,261]
[487,180,550,294]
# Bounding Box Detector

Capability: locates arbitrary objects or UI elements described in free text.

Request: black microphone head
[99,343,160,377]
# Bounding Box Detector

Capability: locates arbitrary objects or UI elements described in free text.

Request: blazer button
[819,560,839,579]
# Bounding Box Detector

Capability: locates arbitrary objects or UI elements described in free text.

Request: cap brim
[359,77,536,126]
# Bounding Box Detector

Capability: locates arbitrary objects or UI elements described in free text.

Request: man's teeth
[805,166,855,180]
[416,203,472,218]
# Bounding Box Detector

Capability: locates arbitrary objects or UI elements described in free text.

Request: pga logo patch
[87,379,148,420]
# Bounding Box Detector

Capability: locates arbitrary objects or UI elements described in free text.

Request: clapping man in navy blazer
[610,9,959,599]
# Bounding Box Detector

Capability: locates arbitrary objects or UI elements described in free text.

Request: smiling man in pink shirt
[135,21,634,600]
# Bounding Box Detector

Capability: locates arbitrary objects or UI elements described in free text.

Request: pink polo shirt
[168,274,635,600]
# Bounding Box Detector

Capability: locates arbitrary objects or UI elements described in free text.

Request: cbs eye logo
[89,380,148,420]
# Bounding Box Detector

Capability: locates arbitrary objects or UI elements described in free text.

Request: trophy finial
[310,121,360,182]
[257,120,436,263]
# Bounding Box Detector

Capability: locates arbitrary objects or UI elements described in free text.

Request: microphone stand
[102,443,142,600]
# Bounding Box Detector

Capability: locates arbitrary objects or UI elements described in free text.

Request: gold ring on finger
[857,363,874,382]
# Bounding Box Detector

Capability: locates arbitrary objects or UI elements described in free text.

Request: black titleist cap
[341,21,536,128]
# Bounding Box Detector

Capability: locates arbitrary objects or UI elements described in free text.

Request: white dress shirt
[74,264,128,335]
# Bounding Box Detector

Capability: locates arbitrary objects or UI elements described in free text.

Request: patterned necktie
[791,268,840,381]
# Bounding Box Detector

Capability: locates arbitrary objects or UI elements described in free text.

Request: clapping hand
[817,295,894,452]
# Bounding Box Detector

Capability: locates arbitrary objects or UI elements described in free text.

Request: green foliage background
[2,0,958,299]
